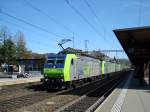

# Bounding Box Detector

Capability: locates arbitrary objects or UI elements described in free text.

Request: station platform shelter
[95,26,150,112]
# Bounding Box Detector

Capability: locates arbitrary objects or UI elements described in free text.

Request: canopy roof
[114,26,150,66]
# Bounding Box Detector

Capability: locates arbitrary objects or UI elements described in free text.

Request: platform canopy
[114,26,150,66]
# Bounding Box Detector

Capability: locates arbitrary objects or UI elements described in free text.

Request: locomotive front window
[47,60,55,64]
[56,60,65,64]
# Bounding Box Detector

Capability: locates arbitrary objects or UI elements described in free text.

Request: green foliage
[0,26,18,64]
[16,31,28,58]
[0,26,44,65]
[1,38,17,64]
[0,43,3,63]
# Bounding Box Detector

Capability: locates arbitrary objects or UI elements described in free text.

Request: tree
[0,43,3,64]
[0,26,10,43]
[0,26,14,64]
[16,32,27,58]
[0,37,17,64]
[0,26,18,64]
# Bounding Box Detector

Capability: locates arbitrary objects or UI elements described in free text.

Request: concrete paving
[0,76,43,86]
[95,72,150,112]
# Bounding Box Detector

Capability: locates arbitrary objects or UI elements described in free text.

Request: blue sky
[0,0,150,58]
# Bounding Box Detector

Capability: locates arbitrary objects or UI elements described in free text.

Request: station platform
[95,71,150,112]
[0,76,43,87]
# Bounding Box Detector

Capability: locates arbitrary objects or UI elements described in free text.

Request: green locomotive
[42,54,127,88]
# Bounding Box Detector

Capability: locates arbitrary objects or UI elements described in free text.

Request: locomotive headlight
[45,78,48,81]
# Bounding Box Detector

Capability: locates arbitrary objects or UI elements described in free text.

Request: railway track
[0,77,107,112]
[0,91,57,112]
[0,71,129,112]
[0,80,76,112]
[55,72,128,112]
[0,82,46,102]
[0,81,65,112]
[0,82,40,94]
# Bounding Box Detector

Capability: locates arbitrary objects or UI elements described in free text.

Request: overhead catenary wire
[0,19,57,47]
[83,0,106,35]
[0,9,68,39]
[1,20,58,45]
[83,0,115,49]
[65,0,104,39]
[0,10,84,50]
[65,0,115,50]
[23,0,74,34]
[23,0,75,48]
[23,0,103,51]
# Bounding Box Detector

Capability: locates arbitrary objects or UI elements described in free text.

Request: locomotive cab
[44,55,66,79]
